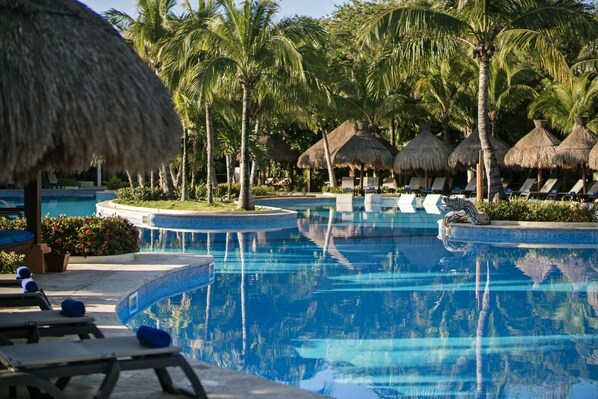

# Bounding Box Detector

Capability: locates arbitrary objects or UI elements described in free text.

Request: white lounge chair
[363,176,379,193]
[341,177,354,192]
[403,177,422,193]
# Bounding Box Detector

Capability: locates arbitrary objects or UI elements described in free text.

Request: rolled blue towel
[21,278,38,293]
[137,326,171,348]
[16,266,31,280]
[60,299,86,317]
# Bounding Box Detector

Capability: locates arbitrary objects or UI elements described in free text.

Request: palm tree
[364,0,596,201]
[198,0,305,210]
[529,72,598,134]
[106,0,179,196]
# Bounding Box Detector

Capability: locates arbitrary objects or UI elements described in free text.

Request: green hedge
[0,216,140,256]
[476,199,598,223]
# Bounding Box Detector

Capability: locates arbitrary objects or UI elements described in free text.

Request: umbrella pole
[24,175,42,244]
[582,164,587,194]
[537,169,542,192]
[360,163,364,191]
[424,170,428,190]
[307,168,311,193]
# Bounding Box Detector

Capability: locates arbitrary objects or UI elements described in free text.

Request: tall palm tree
[198,0,305,209]
[106,0,179,196]
[529,72,598,134]
[364,0,596,201]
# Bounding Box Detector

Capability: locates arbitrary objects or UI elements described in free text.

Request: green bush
[252,185,277,196]
[115,187,166,201]
[476,199,598,223]
[60,177,78,187]
[0,251,26,274]
[0,216,140,256]
[105,176,128,190]
[322,185,345,194]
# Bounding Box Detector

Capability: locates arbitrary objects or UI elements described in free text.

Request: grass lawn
[114,199,272,212]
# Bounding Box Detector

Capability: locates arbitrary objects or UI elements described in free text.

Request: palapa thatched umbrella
[448,128,510,169]
[1,0,180,244]
[504,120,561,191]
[394,122,452,188]
[553,116,598,193]
[297,121,356,170]
[332,121,393,189]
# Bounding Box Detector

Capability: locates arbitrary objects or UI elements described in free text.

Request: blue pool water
[0,195,98,217]
[125,205,598,399]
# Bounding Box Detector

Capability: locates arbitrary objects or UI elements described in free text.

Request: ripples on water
[128,206,598,399]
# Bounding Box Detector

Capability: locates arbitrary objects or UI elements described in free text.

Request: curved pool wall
[439,220,598,246]
[116,260,215,324]
[96,200,299,231]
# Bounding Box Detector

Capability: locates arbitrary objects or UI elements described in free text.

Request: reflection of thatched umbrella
[394,122,452,187]
[504,120,561,191]
[1,1,180,243]
[448,128,510,169]
[259,135,297,163]
[515,252,557,288]
[553,116,598,193]
[1,0,180,182]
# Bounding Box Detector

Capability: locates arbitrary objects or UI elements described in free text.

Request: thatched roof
[332,121,393,170]
[448,128,510,169]
[259,135,297,163]
[504,120,561,169]
[0,0,181,182]
[297,120,393,170]
[394,122,452,173]
[297,121,354,169]
[553,117,598,167]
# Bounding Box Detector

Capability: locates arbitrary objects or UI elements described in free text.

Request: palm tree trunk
[206,102,215,204]
[441,115,449,143]
[250,119,260,185]
[238,83,254,210]
[389,118,396,147]
[180,127,188,201]
[320,123,336,188]
[478,58,504,201]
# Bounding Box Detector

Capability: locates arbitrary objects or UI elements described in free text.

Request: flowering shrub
[116,187,167,201]
[0,216,139,256]
[0,251,26,274]
[476,199,598,222]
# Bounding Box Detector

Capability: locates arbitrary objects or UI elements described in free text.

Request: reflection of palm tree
[237,232,247,363]
[475,262,491,398]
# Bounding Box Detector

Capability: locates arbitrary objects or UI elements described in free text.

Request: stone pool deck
[1,253,328,399]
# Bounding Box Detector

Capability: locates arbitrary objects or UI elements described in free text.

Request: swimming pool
[0,195,99,217]
[126,205,598,399]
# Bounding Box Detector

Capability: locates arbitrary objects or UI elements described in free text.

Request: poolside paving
[1,253,329,399]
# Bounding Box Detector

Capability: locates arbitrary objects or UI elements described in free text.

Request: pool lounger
[0,288,52,310]
[0,310,103,344]
[0,336,208,399]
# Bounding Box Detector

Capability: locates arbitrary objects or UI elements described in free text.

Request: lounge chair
[0,286,52,310]
[0,230,34,255]
[510,178,537,198]
[558,179,585,201]
[363,176,379,193]
[422,194,442,214]
[455,178,476,197]
[429,177,447,194]
[522,178,560,200]
[381,177,396,192]
[579,181,598,202]
[341,177,354,193]
[0,310,103,343]
[398,193,416,213]
[46,173,64,189]
[402,177,422,193]
[0,335,208,399]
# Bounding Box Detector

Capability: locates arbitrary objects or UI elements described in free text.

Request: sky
[78,0,349,19]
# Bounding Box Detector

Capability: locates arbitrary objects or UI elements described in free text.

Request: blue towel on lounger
[16,266,31,280]
[21,278,38,293]
[61,299,86,317]
[137,326,171,348]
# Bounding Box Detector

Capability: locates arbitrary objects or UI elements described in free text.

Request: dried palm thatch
[394,123,452,173]
[297,120,355,169]
[259,135,297,163]
[448,128,510,169]
[554,117,598,167]
[590,142,598,170]
[504,120,561,169]
[331,121,393,170]
[0,0,181,183]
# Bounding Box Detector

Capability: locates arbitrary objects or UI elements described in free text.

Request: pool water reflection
[128,206,598,399]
